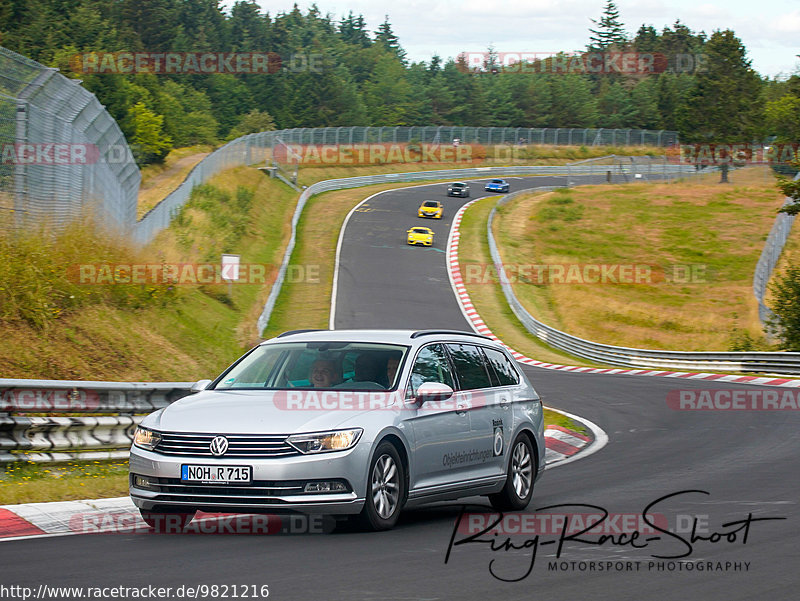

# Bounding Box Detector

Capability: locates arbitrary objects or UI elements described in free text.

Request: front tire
[358,442,406,531]
[489,433,536,511]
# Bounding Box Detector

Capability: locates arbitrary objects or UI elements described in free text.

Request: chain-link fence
[753,171,800,325]
[133,132,272,243]
[269,126,678,147]
[0,46,140,232]
[564,154,700,185]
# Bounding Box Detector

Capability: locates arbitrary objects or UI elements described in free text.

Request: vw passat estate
[130,329,545,531]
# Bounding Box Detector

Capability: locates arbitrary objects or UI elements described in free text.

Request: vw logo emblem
[209,436,229,457]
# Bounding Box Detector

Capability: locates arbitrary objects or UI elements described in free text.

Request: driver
[309,359,341,388]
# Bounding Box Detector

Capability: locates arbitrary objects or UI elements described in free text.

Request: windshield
[423,201,438,207]
[491,179,503,183]
[215,342,408,391]
[451,183,465,187]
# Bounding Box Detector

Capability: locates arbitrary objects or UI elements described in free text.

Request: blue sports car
[485,179,510,193]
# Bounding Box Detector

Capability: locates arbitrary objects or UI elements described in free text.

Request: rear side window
[483,348,520,386]
[409,344,455,395]
[446,344,493,390]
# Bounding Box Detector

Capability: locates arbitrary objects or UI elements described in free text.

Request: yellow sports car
[407,226,434,246]
[418,200,443,219]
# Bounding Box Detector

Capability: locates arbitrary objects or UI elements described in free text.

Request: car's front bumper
[129,443,371,515]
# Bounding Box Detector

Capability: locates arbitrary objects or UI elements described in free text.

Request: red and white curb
[544,425,591,463]
[446,199,800,389]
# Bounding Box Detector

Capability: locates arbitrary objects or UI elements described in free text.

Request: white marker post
[221,254,241,298]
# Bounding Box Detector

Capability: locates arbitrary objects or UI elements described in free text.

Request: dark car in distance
[447,182,470,197]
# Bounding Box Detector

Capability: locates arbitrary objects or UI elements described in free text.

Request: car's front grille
[155,432,300,458]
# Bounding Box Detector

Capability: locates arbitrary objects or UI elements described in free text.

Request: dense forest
[1,0,798,164]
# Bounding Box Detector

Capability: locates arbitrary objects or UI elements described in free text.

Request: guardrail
[0,380,193,463]
[255,161,699,335]
[486,188,800,374]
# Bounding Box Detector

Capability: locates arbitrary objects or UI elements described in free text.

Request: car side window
[445,344,494,390]
[482,347,520,386]
[409,344,455,396]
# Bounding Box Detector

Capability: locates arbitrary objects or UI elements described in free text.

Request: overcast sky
[252,0,799,78]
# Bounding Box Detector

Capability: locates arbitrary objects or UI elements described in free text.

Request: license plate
[181,465,252,484]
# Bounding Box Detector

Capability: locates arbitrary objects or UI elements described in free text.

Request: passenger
[309,359,341,388]
[384,353,402,388]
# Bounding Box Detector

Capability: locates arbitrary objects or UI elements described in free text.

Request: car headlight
[286,429,363,454]
[133,426,162,451]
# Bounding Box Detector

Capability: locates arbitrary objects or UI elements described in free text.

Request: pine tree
[339,11,370,48]
[588,1,627,51]
[633,25,659,53]
[677,29,763,182]
[374,16,406,64]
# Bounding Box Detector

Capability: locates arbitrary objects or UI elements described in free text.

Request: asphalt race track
[2,175,798,600]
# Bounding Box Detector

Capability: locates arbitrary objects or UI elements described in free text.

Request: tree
[229,0,270,51]
[374,16,406,64]
[677,30,763,182]
[776,157,800,215]
[362,54,414,125]
[549,75,599,126]
[630,78,660,129]
[227,109,276,139]
[523,76,554,127]
[765,95,800,143]
[768,263,800,349]
[339,11,370,47]
[597,80,635,128]
[633,25,659,53]
[484,77,524,127]
[118,0,179,51]
[588,1,627,51]
[124,102,172,164]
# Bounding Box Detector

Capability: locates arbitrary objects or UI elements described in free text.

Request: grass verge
[1,460,129,505]
[0,166,296,379]
[457,196,605,368]
[487,166,783,351]
[137,145,212,218]
[543,409,589,436]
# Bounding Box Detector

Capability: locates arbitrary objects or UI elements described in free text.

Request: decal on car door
[493,419,504,457]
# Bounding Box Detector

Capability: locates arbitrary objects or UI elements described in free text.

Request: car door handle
[500,397,510,410]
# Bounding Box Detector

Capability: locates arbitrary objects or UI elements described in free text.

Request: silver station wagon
[130,329,545,531]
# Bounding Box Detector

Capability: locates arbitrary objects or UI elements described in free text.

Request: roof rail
[277,329,325,338]
[410,329,492,340]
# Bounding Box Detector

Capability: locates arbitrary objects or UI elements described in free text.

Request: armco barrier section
[0,379,194,463]
[486,188,800,372]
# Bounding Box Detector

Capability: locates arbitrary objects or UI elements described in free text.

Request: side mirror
[415,382,454,404]
[191,379,213,393]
